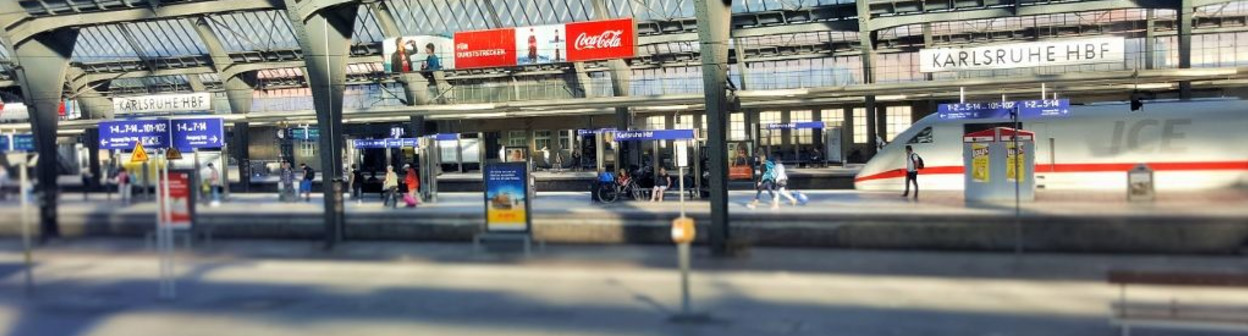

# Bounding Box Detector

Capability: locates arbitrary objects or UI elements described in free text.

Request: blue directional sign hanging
[354,138,419,149]
[99,119,171,150]
[612,129,697,141]
[938,99,1070,120]
[292,128,320,141]
[171,118,225,150]
[578,128,617,136]
[766,121,826,129]
[0,134,35,152]
[431,133,458,141]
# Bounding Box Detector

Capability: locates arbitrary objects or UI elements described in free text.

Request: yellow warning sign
[131,141,149,163]
[166,147,182,160]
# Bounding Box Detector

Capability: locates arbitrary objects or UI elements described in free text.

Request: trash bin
[1127,163,1154,202]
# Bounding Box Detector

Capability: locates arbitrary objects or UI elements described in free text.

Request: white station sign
[920,37,1125,73]
[113,92,212,114]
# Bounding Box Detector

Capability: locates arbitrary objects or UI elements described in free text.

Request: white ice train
[855,99,1248,191]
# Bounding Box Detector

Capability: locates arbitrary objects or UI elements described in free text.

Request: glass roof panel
[210,10,300,52]
[72,25,140,63]
[353,5,386,43]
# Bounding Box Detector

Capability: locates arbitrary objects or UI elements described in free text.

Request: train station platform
[2,188,1246,254]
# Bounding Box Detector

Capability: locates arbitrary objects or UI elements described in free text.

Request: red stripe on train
[853,161,1248,183]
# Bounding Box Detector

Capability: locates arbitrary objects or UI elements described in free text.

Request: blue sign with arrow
[99,119,171,150]
[171,118,225,150]
[938,99,1070,121]
[292,128,320,141]
[354,138,420,149]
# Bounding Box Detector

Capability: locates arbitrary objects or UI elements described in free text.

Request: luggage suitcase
[403,193,418,208]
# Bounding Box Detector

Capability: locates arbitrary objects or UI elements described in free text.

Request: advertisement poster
[971,143,990,183]
[484,162,529,232]
[159,171,192,229]
[383,35,455,73]
[515,24,566,65]
[1007,143,1025,182]
[565,18,636,62]
[454,28,515,69]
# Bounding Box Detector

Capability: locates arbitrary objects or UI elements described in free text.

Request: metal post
[960,87,965,103]
[20,157,33,295]
[221,143,230,200]
[678,241,691,315]
[1013,106,1022,256]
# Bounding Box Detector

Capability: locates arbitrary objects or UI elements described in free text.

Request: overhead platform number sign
[938,99,1070,121]
[100,118,224,151]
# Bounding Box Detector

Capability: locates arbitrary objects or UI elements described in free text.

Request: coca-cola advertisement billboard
[565,18,636,62]
[454,28,515,69]
[515,24,567,65]
[450,18,635,69]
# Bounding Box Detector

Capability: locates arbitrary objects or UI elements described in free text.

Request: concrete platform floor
[8,188,1248,218]
[1,238,1247,336]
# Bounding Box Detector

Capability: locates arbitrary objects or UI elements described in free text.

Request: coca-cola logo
[574,30,624,50]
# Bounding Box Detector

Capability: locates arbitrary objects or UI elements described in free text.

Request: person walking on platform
[206,163,222,206]
[404,163,420,207]
[902,145,922,199]
[350,164,363,203]
[116,167,131,205]
[279,161,295,202]
[300,163,315,202]
[80,166,93,201]
[382,165,399,208]
[772,160,799,207]
[747,153,776,209]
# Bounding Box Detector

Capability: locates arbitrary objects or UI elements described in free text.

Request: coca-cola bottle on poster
[552,29,564,62]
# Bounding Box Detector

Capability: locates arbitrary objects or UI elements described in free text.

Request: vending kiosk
[962,127,1035,202]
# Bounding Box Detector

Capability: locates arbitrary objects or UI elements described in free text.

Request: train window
[906,127,933,144]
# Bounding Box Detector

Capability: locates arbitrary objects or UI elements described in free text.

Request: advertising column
[484,162,531,233]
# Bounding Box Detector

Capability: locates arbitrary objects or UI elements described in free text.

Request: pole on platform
[678,164,689,314]
[20,156,33,296]
[960,87,965,103]
[1012,103,1023,256]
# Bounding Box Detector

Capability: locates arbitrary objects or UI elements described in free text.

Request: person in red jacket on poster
[527,28,538,63]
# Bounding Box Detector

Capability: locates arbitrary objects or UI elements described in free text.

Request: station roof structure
[1,0,1248,132]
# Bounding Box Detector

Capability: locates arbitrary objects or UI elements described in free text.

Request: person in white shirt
[903,145,920,198]
[206,163,221,206]
[772,161,799,207]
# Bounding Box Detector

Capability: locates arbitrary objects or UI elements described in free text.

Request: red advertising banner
[565,18,636,62]
[159,172,192,229]
[454,28,516,69]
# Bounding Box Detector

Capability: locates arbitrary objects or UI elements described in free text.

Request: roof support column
[1145,8,1156,70]
[856,0,879,156]
[607,59,631,169]
[566,62,593,98]
[12,28,79,243]
[284,1,358,250]
[1179,0,1194,99]
[694,0,733,256]
[192,17,257,114]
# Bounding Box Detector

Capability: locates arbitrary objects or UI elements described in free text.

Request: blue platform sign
[354,138,419,149]
[766,121,826,129]
[0,134,35,152]
[612,129,696,141]
[938,99,1070,120]
[432,133,458,141]
[99,119,171,150]
[171,118,225,150]
[578,128,618,136]
[291,128,320,141]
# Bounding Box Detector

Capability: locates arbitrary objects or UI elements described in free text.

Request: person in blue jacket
[747,152,776,209]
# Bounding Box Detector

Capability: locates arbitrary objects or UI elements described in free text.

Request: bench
[1108,270,1248,335]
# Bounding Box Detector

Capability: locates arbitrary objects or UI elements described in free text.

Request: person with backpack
[903,145,923,199]
[772,159,800,207]
[350,164,364,203]
[747,152,776,209]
